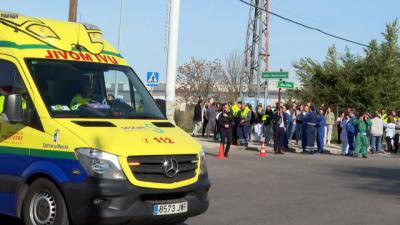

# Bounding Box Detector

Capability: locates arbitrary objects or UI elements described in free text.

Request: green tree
[289,19,400,113]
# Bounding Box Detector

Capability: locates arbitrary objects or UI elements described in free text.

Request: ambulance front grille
[127,155,198,183]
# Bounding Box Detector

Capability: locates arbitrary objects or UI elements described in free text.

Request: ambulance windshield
[26,59,165,119]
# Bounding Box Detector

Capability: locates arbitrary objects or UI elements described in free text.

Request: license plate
[153,202,188,216]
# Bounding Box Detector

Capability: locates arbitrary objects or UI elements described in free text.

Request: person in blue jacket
[283,105,291,149]
[316,108,326,153]
[346,109,357,156]
[301,104,310,152]
[304,104,317,154]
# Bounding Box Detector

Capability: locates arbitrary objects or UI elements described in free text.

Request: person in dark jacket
[273,106,288,154]
[214,103,223,141]
[263,105,274,144]
[232,101,242,145]
[206,102,218,138]
[201,103,209,137]
[295,105,303,145]
[301,104,309,152]
[191,99,203,137]
[253,105,264,142]
[218,103,234,157]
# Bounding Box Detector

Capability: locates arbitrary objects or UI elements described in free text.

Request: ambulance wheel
[22,178,69,225]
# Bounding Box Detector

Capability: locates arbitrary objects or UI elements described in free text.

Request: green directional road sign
[262,71,289,79]
[277,81,294,89]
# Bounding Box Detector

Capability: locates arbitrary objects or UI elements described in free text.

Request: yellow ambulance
[0,11,210,225]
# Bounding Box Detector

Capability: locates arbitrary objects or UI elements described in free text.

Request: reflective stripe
[241,107,250,119]
[0,95,4,113]
[70,94,90,110]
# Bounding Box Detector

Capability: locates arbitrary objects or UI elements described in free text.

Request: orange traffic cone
[259,140,268,157]
[218,143,225,159]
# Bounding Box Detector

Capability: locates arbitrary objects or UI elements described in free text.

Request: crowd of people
[191,99,398,159]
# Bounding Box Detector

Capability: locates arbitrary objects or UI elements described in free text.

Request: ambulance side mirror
[3,94,24,124]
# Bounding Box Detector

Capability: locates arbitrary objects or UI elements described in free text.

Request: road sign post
[277,81,294,89]
[277,80,294,103]
[278,79,282,103]
[146,72,160,87]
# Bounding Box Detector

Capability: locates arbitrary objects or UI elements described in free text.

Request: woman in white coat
[384,118,396,153]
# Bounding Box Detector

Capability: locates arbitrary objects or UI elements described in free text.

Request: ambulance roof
[0,11,128,66]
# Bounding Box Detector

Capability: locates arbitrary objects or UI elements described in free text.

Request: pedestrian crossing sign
[146,72,159,87]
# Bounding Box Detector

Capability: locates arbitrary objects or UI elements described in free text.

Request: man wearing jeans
[238,103,251,147]
[370,114,383,153]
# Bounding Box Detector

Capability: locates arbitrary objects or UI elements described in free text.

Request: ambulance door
[0,56,33,208]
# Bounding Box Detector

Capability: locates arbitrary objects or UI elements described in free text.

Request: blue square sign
[146,72,159,87]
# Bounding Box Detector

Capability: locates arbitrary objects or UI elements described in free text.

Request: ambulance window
[27,59,165,119]
[0,60,26,95]
[133,87,145,112]
[104,71,132,106]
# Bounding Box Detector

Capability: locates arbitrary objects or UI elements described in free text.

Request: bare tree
[223,50,246,101]
[176,58,225,104]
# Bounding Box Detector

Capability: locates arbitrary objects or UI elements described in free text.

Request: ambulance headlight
[200,149,208,175]
[76,148,126,180]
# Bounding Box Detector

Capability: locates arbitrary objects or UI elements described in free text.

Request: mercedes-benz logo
[162,157,179,178]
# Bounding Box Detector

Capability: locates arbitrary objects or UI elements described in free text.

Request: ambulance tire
[22,178,69,225]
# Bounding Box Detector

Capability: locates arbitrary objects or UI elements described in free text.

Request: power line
[238,0,370,48]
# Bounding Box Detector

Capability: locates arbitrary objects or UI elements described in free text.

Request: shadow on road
[0,215,190,225]
[0,215,22,225]
[328,166,400,197]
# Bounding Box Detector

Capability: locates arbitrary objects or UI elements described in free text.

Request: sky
[2,0,399,84]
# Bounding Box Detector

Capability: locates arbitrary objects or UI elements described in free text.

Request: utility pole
[165,0,181,122]
[241,0,269,103]
[278,68,283,103]
[264,0,269,106]
[68,0,78,22]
